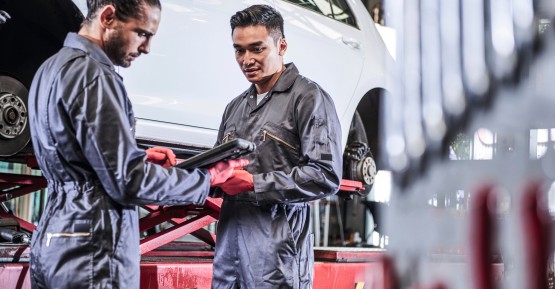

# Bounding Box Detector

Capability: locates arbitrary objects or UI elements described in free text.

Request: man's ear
[99,5,117,29]
[278,38,287,56]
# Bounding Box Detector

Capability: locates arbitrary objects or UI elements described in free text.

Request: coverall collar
[64,32,115,71]
[271,62,298,93]
[244,62,298,109]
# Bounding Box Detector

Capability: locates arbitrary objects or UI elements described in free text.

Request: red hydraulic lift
[0,171,389,289]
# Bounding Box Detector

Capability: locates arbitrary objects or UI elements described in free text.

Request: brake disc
[352,155,377,186]
[344,141,378,197]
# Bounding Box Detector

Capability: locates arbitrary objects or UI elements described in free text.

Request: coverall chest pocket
[257,123,300,171]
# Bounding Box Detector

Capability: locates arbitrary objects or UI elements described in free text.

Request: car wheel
[0,75,30,156]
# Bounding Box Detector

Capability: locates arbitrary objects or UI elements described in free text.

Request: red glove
[208,159,250,186]
[218,169,254,195]
[145,147,176,168]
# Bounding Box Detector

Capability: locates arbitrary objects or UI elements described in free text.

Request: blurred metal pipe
[462,0,490,98]
[512,0,535,48]
[383,0,409,173]
[421,0,446,149]
[403,0,425,162]
[440,0,465,121]
[487,0,517,80]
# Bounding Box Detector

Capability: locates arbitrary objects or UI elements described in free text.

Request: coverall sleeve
[66,74,210,206]
[253,86,343,203]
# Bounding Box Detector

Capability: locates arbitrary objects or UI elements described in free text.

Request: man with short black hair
[212,4,343,288]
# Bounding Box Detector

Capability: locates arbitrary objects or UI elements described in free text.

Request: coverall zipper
[46,232,91,247]
[263,130,297,151]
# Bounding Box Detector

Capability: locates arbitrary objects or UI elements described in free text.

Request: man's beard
[105,29,132,67]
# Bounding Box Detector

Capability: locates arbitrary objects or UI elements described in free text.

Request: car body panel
[0,0,393,157]
[116,0,392,150]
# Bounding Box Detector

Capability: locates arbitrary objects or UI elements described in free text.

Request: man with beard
[27,1,248,288]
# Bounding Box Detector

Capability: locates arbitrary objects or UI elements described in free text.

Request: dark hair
[86,0,161,23]
[230,5,284,42]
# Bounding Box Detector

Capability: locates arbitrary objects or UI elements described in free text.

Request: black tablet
[176,138,256,169]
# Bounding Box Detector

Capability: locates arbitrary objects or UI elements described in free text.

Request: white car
[0,0,393,192]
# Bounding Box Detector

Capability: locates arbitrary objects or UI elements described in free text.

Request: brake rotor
[352,155,377,186]
[0,75,30,156]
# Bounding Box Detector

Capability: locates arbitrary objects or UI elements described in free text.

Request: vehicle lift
[0,170,389,289]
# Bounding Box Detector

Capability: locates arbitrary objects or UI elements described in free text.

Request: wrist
[207,167,217,186]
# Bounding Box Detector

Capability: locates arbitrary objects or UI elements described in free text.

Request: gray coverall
[212,63,343,289]
[28,33,211,289]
